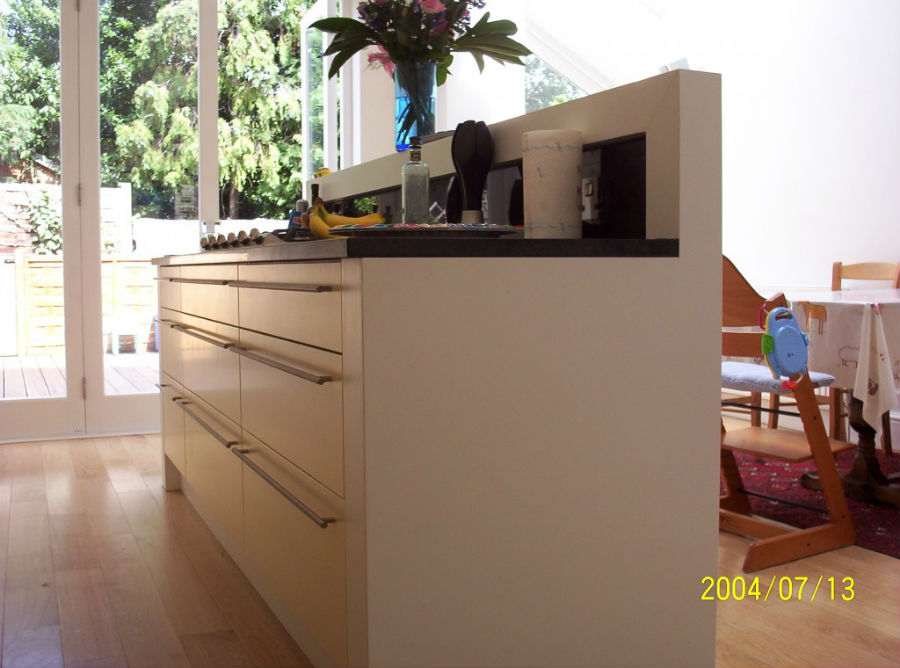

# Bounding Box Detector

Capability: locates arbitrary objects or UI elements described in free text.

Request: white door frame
[1,0,162,442]
[80,0,159,436]
[300,0,339,191]
[0,0,87,442]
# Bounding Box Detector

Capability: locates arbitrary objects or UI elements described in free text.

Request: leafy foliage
[524,55,583,114]
[0,0,61,169]
[26,190,63,255]
[312,1,531,87]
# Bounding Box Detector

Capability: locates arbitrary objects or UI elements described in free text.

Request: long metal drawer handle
[167,277,230,286]
[174,398,239,449]
[229,280,332,293]
[157,383,182,401]
[153,317,177,327]
[171,323,234,350]
[230,346,332,385]
[232,448,335,529]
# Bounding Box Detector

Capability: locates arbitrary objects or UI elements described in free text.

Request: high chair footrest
[723,426,856,462]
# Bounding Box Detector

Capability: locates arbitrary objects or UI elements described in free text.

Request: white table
[790,288,899,506]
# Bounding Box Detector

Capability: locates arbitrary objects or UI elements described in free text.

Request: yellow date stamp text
[700,575,855,602]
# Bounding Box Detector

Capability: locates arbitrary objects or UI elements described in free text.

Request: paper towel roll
[522,129,583,238]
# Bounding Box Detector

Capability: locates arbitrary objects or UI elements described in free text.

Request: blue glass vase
[394,61,436,152]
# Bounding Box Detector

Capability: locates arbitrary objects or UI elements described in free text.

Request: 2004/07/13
[700,575,855,602]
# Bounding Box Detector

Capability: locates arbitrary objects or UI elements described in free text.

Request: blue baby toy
[761,307,809,389]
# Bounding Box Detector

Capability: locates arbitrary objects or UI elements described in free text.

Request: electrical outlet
[581,177,599,221]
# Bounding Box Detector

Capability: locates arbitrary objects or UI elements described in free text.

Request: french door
[0,0,164,441]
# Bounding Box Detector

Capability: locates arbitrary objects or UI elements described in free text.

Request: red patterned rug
[730,449,899,559]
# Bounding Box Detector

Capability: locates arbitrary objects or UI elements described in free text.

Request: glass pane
[215,0,311,235]
[524,55,586,113]
[99,0,200,396]
[0,1,66,399]
[306,23,325,179]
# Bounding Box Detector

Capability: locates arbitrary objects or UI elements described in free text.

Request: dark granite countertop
[153,236,678,266]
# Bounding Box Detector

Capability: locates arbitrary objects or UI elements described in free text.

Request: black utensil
[508,177,523,226]
[450,120,477,209]
[467,121,493,211]
[445,176,462,224]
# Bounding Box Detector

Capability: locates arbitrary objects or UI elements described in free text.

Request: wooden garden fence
[1,251,157,356]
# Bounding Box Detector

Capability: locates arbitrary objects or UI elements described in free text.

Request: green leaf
[456,33,532,56]
[326,47,360,80]
[469,18,518,36]
[471,50,485,72]
[309,17,366,33]
[323,34,375,57]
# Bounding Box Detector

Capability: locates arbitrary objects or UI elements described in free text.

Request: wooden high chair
[720,258,856,572]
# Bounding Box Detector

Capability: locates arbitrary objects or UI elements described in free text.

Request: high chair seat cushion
[721,361,835,395]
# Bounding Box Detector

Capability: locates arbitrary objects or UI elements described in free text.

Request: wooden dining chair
[826,261,899,454]
[720,257,856,571]
[832,261,900,290]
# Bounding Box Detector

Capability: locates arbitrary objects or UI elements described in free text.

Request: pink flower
[367,45,395,77]
[416,0,446,13]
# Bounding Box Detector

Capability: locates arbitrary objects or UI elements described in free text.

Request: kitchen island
[154,70,721,667]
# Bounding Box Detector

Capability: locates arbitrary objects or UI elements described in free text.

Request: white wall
[514,0,900,291]
[705,0,899,292]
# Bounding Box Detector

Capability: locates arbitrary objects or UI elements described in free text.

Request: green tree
[0,0,61,176]
[216,0,310,219]
[100,0,169,186]
[115,0,314,219]
[111,0,200,217]
[1,0,167,179]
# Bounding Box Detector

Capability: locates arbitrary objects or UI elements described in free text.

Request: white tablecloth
[791,289,900,433]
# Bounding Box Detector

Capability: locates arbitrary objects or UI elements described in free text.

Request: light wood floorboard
[716,532,900,668]
[0,434,897,667]
[0,435,311,668]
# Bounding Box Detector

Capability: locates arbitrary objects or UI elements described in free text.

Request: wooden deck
[0,353,159,398]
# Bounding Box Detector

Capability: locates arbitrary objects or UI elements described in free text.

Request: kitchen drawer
[237,262,341,352]
[179,264,238,325]
[158,307,184,384]
[177,313,241,422]
[159,374,185,476]
[157,266,181,312]
[240,432,348,666]
[182,389,243,550]
[238,329,344,497]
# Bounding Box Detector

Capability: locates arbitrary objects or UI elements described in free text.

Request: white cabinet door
[238,329,344,496]
[182,390,243,550]
[159,374,185,476]
[241,432,348,666]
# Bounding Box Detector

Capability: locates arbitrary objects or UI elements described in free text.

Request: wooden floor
[0,435,311,668]
[0,435,897,668]
[717,533,899,668]
[0,354,159,399]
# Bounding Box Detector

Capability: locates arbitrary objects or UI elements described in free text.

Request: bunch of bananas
[309,199,385,239]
